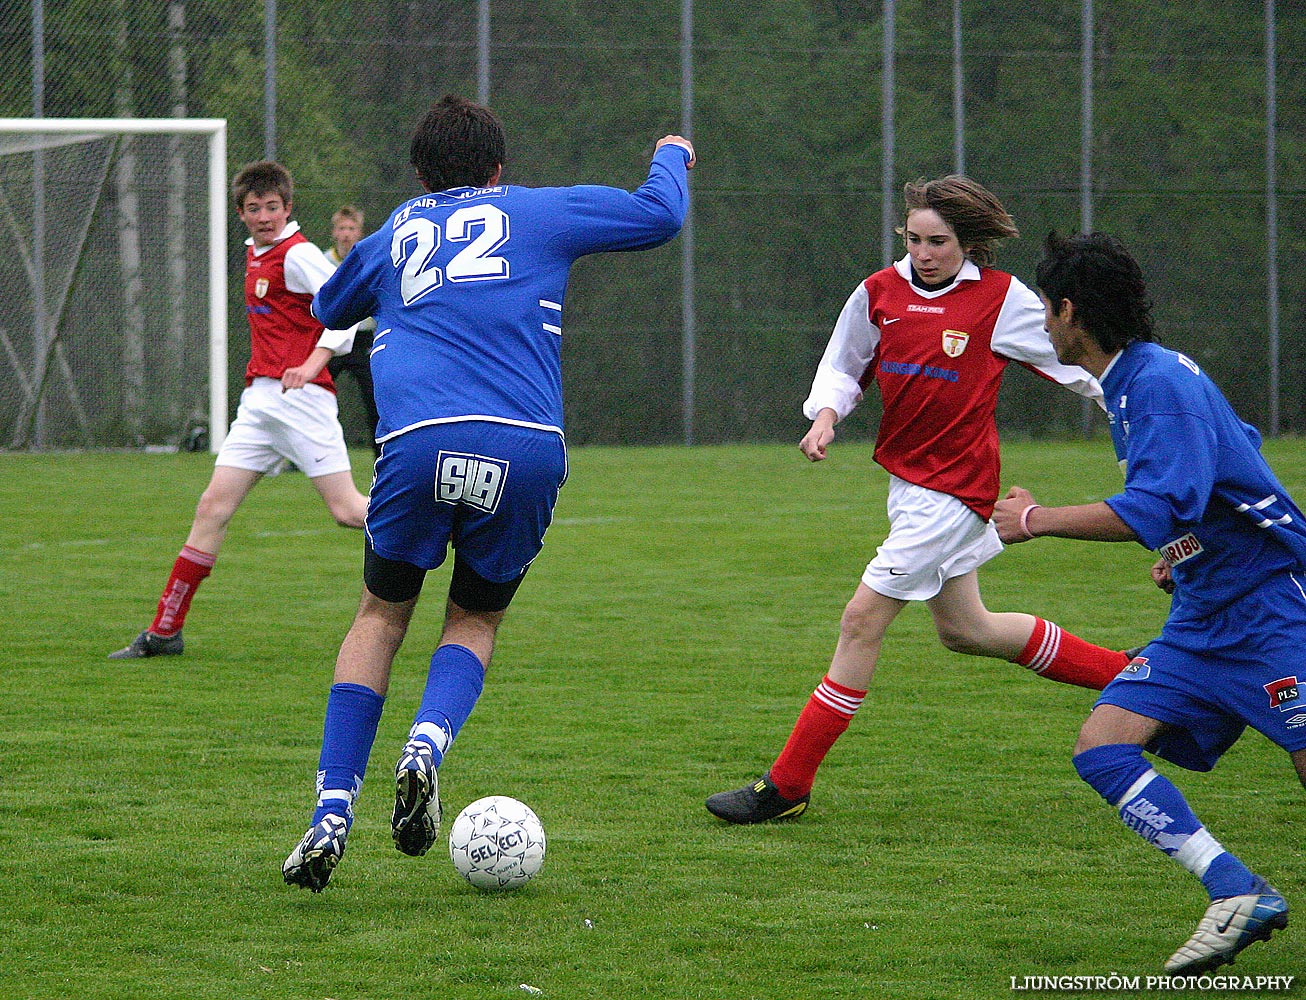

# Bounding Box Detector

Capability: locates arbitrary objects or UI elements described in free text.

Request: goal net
[0,118,227,452]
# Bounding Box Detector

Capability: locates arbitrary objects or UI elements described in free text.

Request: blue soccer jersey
[312,143,692,443]
[1101,341,1306,624]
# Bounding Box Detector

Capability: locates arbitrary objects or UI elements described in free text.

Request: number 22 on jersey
[390,204,510,305]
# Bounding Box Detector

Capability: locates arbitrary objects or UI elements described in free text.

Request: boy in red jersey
[707,175,1132,823]
[108,161,369,660]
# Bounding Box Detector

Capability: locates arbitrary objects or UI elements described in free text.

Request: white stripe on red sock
[1025,620,1063,674]
[812,679,865,719]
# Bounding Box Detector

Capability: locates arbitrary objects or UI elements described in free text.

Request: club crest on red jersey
[255,278,270,299]
[942,329,969,358]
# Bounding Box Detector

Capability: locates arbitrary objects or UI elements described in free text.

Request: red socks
[769,676,867,800]
[766,621,1121,801]
[1016,617,1127,690]
[149,545,216,637]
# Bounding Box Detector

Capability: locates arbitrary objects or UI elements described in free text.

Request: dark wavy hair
[410,94,507,192]
[1035,231,1155,352]
[231,160,292,211]
[899,175,1018,267]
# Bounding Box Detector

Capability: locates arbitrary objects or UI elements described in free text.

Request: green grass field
[2,440,1301,999]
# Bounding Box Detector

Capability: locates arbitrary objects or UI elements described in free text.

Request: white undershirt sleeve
[992,275,1103,407]
[284,241,359,356]
[803,283,879,421]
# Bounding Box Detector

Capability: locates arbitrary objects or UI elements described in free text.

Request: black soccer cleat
[108,629,184,660]
[392,740,442,857]
[706,773,810,824]
[283,814,349,893]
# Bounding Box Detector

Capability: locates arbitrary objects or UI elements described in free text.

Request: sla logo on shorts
[1264,676,1302,713]
[436,451,508,513]
[942,329,969,358]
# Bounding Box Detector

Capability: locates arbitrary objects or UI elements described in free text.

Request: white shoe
[1165,877,1289,973]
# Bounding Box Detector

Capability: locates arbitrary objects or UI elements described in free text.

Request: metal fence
[1,0,1302,448]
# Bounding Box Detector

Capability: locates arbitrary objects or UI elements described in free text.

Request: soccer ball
[448,795,546,890]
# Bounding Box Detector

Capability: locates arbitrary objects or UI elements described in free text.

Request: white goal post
[0,117,227,452]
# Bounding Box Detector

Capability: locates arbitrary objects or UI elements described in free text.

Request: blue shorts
[1097,571,1306,771]
[365,421,568,583]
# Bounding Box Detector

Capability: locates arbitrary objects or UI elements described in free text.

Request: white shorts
[215,377,353,479]
[861,475,1004,601]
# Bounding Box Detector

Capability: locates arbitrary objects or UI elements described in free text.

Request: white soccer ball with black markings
[448,795,546,890]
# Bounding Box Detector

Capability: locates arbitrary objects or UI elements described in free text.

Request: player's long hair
[899,175,1018,267]
[410,94,507,192]
[1036,231,1156,353]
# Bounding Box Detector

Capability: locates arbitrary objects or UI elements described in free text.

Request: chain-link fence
[1,0,1302,449]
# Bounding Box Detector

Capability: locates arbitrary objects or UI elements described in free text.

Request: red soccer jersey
[803,259,1100,520]
[863,265,1012,518]
[244,231,336,393]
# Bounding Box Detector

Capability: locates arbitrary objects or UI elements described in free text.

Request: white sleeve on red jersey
[802,282,879,421]
[284,240,359,356]
[991,274,1103,406]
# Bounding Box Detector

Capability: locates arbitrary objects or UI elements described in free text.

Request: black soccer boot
[706,772,810,824]
[108,629,184,660]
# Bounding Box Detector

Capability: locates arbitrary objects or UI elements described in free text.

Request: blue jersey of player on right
[1101,341,1306,625]
[313,140,692,445]
[993,232,1296,975]
[1093,339,1306,770]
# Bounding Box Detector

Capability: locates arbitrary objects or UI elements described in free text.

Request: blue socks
[407,643,485,767]
[307,647,484,830]
[312,682,386,828]
[1073,743,1257,900]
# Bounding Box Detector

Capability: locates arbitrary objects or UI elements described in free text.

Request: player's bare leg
[437,599,504,669]
[928,570,1126,688]
[926,570,1033,658]
[109,466,262,659]
[309,469,368,529]
[825,583,906,690]
[334,588,418,695]
[1292,748,1306,790]
[183,464,264,552]
[708,583,898,823]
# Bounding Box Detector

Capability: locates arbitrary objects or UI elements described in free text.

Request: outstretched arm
[992,276,1103,406]
[993,485,1138,545]
[555,136,697,256]
[655,135,695,169]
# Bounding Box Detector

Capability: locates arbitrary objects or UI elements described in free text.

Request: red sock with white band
[149,545,216,637]
[769,676,868,800]
[1016,617,1127,690]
